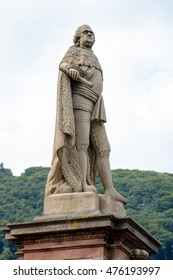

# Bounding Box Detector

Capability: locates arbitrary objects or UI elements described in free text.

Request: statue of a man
[45,25,127,205]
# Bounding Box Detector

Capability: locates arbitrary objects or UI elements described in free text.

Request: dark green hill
[0,166,173,259]
[0,166,49,259]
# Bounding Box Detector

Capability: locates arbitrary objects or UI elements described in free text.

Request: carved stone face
[79,26,95,49]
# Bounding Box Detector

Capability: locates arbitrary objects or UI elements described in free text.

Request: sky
[0,0,173,176]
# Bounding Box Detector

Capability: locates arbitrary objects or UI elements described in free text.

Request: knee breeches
[74,109,110,157]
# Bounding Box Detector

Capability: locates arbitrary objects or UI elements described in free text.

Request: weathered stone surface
[45,24,127,206]
[100,195,126,217]
[4,214,162,260]
[44,192,126,217]
[44,192,100,216]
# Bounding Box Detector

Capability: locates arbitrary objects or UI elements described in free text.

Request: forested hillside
[0,165,173,259]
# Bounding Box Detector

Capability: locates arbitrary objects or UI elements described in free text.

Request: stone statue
[45,24,127,205]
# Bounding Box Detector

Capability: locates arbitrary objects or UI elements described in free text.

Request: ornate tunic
[61,46,104,111]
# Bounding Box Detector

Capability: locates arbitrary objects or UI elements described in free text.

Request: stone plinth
[44,192,100,216]
[44,192,126,217]
[4,213,162,260]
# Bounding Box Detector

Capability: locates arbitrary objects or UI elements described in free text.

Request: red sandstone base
[4,214,161,260]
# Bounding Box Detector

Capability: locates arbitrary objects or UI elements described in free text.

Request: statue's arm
[59,62,80,81]
[59,45,80,81]
[59,62,93,88]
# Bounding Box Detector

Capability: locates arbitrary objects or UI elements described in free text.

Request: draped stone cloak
[45,46,107,196]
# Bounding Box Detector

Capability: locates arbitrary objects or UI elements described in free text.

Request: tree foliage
[0,166,173,259]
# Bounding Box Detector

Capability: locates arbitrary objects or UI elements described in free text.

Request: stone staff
[59,65,93,88]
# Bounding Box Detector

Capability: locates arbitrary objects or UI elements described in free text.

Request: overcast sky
[1,0,173,176]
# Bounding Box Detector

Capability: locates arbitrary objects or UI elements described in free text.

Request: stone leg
[91,121,127,204]
[96,157,127,204]
[74,109,96,192]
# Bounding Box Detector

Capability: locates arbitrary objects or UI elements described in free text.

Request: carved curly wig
[73,25,95,46]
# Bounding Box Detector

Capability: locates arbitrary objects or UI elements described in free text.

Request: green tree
[0,166,173,259]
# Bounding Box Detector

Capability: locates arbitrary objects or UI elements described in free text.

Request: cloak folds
[45,71,106,196]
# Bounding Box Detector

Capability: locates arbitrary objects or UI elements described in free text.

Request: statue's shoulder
[64,45,81,56]
[61,46,82,65]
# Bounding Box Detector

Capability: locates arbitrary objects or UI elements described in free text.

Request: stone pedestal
[4,193,161,260]
[44,192,126,217]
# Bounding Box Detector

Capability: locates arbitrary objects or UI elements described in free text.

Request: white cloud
[1,0,173,175]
